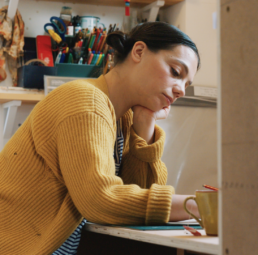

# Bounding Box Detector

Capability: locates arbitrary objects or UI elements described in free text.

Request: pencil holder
[73,47,85,62]
[56,63,102,78]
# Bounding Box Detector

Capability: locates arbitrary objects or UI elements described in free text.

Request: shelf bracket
[141,0,165,22]
[3,100,21,139]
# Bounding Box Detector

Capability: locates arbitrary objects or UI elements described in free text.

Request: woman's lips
[163,94,173,105]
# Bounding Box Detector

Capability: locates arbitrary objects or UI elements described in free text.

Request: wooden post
[219,0,258,254]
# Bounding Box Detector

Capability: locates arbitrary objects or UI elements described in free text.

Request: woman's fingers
[154,106,171,120]
[132,105,171,121]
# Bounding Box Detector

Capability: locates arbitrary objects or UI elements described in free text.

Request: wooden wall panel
[220,0,258,254]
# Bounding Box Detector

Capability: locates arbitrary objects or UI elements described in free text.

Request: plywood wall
[220,0,258,254]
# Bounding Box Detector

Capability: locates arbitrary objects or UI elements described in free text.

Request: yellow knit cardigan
[0,75,174,255]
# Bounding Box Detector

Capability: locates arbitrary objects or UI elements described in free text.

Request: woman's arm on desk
[131,107,200,222]
[169,194,200,222]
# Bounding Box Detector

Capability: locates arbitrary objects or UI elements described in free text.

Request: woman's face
[134,44,198,112]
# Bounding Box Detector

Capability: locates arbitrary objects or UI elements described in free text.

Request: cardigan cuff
[129,124,165,162]
[145,184,174,225]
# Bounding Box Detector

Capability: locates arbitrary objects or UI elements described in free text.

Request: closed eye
[171,67,180,77]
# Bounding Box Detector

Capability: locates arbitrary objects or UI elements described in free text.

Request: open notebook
[113,219,202,231]
[167,219,200,225]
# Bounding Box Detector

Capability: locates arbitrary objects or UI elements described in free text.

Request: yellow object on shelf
[48,29,62,44]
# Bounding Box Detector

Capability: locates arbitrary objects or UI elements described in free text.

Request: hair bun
[106,31,133,54]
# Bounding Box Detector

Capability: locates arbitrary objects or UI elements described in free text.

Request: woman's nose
[172,83,185,98]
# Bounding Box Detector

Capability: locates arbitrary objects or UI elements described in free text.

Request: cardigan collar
[87,74,133,128]
[86,75,109,98]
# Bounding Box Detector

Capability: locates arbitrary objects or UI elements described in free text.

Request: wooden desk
[78,223,219,255]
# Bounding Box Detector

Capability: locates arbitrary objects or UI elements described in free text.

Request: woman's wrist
[132,117,155,144]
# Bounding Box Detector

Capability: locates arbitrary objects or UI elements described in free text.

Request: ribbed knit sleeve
[57,112,173,226]
[120,124,172,190]
[130,124,165,162]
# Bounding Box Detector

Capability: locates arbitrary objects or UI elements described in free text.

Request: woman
[0,22,200,255]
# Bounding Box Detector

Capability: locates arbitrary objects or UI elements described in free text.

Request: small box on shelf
[17,64,57,90]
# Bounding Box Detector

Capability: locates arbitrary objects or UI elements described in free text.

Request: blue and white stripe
[52,119,124,255]
[52,219,87,255]
[113,118,124,175]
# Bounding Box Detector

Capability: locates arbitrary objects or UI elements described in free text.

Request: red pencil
[87,53,94,65]
[203,184,219,191]
[184,226,202,236]
[92,29,100,51]
[96,35,104,52]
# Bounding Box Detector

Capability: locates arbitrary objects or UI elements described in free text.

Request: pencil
[203,184,219,191]
[87,53,94,65]
[96,35,104,52]
[92,29,100,51]
[99,34,107,52]
[89,34,96,49]
[96,53,102,65]
[98,53,105,66]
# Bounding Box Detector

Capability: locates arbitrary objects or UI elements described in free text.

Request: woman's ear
[130,41,147,63]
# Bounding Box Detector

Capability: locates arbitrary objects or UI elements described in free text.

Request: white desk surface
[85,223,219,255]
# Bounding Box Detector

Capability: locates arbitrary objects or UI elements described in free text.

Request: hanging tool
[44,16,67,43]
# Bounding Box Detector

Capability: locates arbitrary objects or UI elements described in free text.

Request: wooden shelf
[0,87,45,104]
[85,223,219,255]
[36,0,183,8]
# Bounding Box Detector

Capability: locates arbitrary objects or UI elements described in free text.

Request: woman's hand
[169,194,200,222]
[132,105,170,144]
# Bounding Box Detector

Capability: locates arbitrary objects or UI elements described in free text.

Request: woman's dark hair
[106,22,200,69]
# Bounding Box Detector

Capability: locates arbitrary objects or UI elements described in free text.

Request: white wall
[160,1,186,32]
[161,0,218,87]
[158,106,217,194]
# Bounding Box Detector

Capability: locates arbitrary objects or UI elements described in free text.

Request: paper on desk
[115,219,202,231]
[167,219,200,225]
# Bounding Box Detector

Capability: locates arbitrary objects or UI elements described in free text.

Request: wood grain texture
[84,223,219,254]
[220,0,258,254]
[0,89,45,104]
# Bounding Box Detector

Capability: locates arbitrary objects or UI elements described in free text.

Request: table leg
[177,248,185,255]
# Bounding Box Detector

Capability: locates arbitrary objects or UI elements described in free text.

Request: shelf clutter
[34,0,183,8]
[17,6,118,91]
[1,0,184,101]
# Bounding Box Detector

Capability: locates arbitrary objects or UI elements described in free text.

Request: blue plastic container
[56,63,102,78]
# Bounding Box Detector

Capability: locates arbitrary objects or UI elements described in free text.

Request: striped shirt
[52,119,124,255]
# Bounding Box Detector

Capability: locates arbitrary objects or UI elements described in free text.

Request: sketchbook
[167,219,200,225]
[113,219,202,231]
